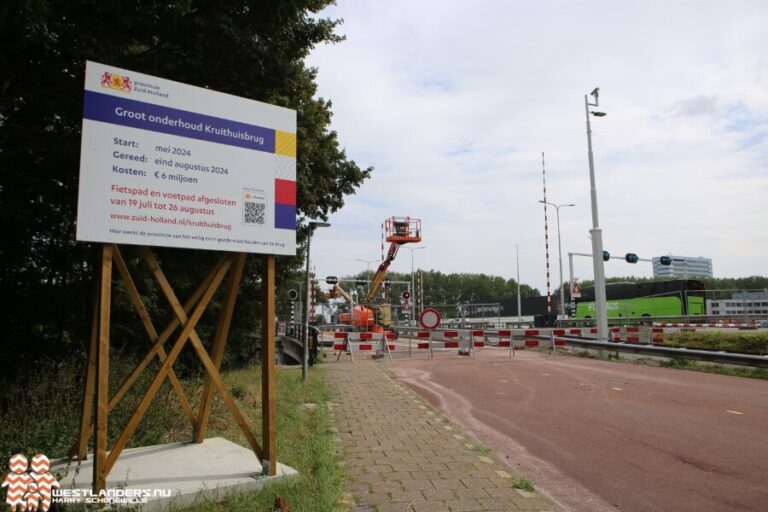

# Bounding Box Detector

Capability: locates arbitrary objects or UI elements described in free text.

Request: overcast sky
[305,0,768,294]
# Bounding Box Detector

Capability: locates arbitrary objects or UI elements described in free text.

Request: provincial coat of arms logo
[100,71,132,92]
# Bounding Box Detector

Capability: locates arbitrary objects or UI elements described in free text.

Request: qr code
[243,201,266,225]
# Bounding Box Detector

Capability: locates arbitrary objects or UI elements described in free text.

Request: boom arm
[329,283,353,303]
[363,241,400,305]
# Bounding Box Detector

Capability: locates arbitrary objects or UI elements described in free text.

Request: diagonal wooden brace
[71,252,225,458]
[141,249,263,458]
[111,245,197,429]
[195,252,247,442]
[105,254,232,474]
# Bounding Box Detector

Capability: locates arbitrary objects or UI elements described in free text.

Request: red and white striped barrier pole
[498,330,514,357]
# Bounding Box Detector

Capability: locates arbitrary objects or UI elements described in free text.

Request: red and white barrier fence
[332,331,396,362]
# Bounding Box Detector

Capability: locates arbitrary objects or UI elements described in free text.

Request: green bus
[575,280,706,319]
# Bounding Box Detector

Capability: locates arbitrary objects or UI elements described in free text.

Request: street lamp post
[304,221,330,382]
[402,246,426,325]
[539,201,575,320]
[515,245,522,323]
[585,87,609,340]
[356,258,378,280]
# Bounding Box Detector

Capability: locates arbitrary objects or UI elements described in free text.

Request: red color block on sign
[274,179,296,206]
[417,332,430,338]
[333,344,346,351]
[498,330,511,337]
[525,340,539,347]
[334,332,347,339]
[473,341,484,348]
[358,344,372,351]
[555,339,566,346]
[360,332,373,340]
[387,344,395,350]
[498,341,511,347]
[417,343,430,349]
[525,329,539,336]
[444,341,459,348]
[444,331,458,338]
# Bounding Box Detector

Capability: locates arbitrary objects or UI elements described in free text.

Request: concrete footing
[51,437,297,510]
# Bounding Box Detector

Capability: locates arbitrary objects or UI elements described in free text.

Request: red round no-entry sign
[419,307,442,330]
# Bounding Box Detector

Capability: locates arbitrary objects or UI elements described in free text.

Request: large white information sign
[76,61,297,255]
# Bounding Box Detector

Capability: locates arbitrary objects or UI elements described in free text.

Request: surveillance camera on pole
[585,87,609,340]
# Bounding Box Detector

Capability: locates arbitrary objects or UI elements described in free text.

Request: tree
[335,270,540,307]
[0,0,371,370]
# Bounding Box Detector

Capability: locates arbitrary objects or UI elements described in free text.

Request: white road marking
[541,373,551,376]
[727,410,744,415]
[612,387,623,391]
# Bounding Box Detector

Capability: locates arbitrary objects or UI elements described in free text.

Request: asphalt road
[390,349,768,512]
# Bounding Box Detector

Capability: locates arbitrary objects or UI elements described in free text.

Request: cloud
[306,1,768,293]
[670,95,719,117]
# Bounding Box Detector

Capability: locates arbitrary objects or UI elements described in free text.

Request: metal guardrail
[393,326,768,368]
[554,335,768,368]
[557,314,768,327]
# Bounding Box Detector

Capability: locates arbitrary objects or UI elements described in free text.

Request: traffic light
[659,256,672,265]
[625,253,639,264]
[602,251,610,261]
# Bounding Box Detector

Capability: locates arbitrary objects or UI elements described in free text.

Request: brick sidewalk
[322,359,558,512]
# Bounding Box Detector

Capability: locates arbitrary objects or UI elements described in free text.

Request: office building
[652,255,713,279]
[707,291,768,316]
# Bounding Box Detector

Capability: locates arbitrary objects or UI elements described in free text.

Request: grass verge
[0,359,343,511]
[663,331,768,354]
[166,366,343,512]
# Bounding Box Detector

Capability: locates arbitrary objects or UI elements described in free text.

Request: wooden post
[261,255,277,475]
[75,281,99,460]
[93,244,113,494]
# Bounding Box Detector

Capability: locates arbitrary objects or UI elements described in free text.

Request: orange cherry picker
[330,217,421,332]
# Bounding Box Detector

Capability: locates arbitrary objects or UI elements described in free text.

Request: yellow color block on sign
[275,131,297,157]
